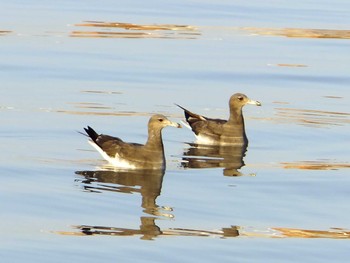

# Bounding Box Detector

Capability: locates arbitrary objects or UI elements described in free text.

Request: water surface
[1,1,350,262]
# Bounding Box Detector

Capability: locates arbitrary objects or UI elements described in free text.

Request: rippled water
[1,1,350,262]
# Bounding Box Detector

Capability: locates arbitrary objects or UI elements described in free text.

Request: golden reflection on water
[75,21,196,31]
[275,107,350,127]
[56,224,350,240]
[282,160,350,170]
[3,22,350,40]
[242,27,350,39]
[272,227,350,239]
[0,30,11,36]
[71,21,200,39]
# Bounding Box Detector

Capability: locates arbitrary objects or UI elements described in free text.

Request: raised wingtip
[83,126,99,142]
[77,130,88,137]
[174,103,186,111]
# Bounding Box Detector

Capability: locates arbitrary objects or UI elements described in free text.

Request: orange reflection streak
[70,31,199,39]
[282,160,350,170]
[75,21,197,31]
[273,227,350,239]
[70,21,200,39]
[71,31,152,38]
[242,27,350,39]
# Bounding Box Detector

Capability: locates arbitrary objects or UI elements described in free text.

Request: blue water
[1,0,350,262]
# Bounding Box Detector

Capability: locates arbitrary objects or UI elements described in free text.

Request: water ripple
[70,21,200,39]
[275,107,350,127]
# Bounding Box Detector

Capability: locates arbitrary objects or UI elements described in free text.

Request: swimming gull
[83,114,181,169]
[176,93,261,145]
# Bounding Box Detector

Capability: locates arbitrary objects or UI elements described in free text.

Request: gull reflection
[57,224,350,239]
[181,143,250,176]
[64,224,240,240]
[76,217,165,240]
[75,168,172,218]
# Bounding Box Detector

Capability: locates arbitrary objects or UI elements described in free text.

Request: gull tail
[84,126,99,143]
[175,103,206,125]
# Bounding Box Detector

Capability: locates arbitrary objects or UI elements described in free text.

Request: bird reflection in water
[77,217,164,240]
[69,224,240,240]
[73,167,240,240]
[76,167,176,239]
[75,168,171,218]
[181,143,252,176]
[75,168,172,240]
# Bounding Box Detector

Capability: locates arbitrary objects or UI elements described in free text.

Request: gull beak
[173,122,182,128]
[167,120,182,128]
[247,99,262,106]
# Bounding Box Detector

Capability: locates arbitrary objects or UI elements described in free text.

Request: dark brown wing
[84,126,143,158]
[176,104,226,136]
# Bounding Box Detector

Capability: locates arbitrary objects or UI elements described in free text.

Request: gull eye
[238,96,244,101]
[158,118,164,122]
